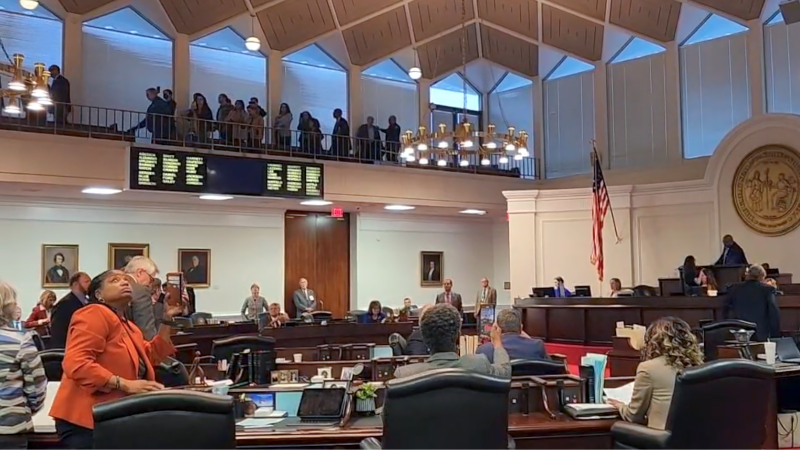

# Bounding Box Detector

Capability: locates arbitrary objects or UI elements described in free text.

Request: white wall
[0,200,284,316]
[353,214,509,310]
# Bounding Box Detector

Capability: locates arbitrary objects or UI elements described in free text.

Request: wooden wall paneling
[284,212,318,318]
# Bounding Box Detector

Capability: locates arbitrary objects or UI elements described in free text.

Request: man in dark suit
[126,87,173,143]
[380,115,402,161]
[183,255,206,285]
[356,116,382,161]
[435,278,462,312]
[292,277,318,318]
[48,65,71,124]
[331,108,350,157]
[723,264,780,342]
[49,272,90,349]
[715,234,748,266]
[424,260,440,282]
[476,309,548,363]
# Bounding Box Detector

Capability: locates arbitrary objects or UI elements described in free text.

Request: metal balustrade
[0,101,539,179]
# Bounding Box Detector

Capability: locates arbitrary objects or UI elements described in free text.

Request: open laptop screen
[297,388,346,418]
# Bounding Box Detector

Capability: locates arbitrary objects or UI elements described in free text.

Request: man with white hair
[124,256,160,340]
[723,264,780,342]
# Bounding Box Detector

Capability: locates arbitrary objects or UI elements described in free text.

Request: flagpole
[591,141,622,244]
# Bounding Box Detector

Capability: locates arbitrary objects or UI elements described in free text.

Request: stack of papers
[581,353,607,404]
[603,382,634,404]
[615,322,646,350]
[238,418,285,429]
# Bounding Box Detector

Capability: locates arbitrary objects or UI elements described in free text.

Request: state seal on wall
[732,145,800,236]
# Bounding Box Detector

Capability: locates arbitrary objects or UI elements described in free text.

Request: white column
[746,19,766,116]
[592,60,609,169]
[267,51,284,120]
[347,65,362,127]
[62,13,83,106]
[532,78,544,178]
[417,78,431,131]
[504,192,539,301]
[663,42,683,162]
[481,92,490,128]
[172,34,191,109]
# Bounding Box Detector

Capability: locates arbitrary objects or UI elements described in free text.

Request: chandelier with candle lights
[1,51,53,116]
[400,0,529,167]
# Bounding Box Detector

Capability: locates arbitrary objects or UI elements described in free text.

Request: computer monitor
[296,388,347,420]
[532,287,556,298]
[574,285,592,297]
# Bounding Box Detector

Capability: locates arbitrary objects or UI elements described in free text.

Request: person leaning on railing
[225,100,248,146]
[245,103,265,148]
[125,88,173,143]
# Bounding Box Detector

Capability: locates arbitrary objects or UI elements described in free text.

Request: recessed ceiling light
[460,209,487,215]
[385,205,415,211]
[199,194,233,201]
[300,200,332,206]
[82,187,121,195]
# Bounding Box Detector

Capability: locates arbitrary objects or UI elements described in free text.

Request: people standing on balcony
[48,65,71,125]
[331,108,350,157]
[273,103,293,149]
[381,115,402,162]
[225,100,248,147]
[215,94,234,143]
[249,97,267,118]
[161,89,176,116]
[298,111,319,154]
[126,88,173,144]
[192,93,213,142]
[245,103,265,148]
[356,116,382,162]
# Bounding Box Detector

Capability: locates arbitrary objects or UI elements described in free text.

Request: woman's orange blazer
[50,304,175,429]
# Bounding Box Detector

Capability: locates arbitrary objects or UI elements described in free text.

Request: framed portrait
[178,249,211,288]
[420,251,444,286]
[41,244,79,288]
[108,243,149,270]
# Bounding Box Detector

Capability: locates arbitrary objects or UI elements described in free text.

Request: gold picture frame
[178,248,211,288]
[41,244,79,288]
[108,243,150,270]
[420,251,444,287]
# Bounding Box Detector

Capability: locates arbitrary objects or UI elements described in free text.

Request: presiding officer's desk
[515,294,800,346]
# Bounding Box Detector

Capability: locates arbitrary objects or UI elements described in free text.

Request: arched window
[430,73,481,111]
[361,59,417,132]
[764,11,800,114]
[82,7,172,127]
[543,56,595,178]
[190,27,267,112]
[680,13,750,159]
[607,37,668,168]
[282,44,347,136]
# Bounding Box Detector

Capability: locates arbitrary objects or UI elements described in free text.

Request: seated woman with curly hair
[606,316,703,430]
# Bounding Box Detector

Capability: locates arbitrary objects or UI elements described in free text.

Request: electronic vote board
[128,147,323,199]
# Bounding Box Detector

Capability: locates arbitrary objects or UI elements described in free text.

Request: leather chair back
[93,390,235,449]
[39,349,64,381]
[155,357,190,387]
[174,317,193,329]
[701,319,756,361]
[632,285,658,297]
[311,311,333,322]
[31,332,45,351]
[664,359,773,448]
[211,335,276,363]
[347,310,367,323]
[191,312,213,326]
[510,359,568,377]
[381,369,510,449]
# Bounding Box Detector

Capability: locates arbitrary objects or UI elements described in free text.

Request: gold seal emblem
[733,145,800,236]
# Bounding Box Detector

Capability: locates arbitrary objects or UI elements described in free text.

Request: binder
[580,365,596,403]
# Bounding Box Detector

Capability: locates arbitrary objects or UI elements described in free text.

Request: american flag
[590,151,610,281]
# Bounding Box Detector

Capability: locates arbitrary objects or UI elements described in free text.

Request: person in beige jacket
[607,317,703,430]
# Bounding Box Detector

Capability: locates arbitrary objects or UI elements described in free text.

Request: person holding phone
[49,270,185,449]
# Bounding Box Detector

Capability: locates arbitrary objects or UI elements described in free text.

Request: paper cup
[764,341,776,364]
[293,353,303,362]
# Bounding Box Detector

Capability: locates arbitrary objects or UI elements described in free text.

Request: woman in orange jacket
[49,269,185,448]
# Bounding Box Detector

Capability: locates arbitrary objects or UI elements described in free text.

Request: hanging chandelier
[400,0,529,167]
[1,53,53,116]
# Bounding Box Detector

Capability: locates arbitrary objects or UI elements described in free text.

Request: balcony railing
[0,101,539,179]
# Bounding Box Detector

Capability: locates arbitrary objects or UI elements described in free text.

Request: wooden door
[284,211,350,318]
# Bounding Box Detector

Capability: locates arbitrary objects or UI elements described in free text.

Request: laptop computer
[773,337,800,363]
[291,388,348,426]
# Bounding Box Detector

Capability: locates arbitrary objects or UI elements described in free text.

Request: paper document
[604,382,634,404]
[32,382,59,433]
[238,418,285,428]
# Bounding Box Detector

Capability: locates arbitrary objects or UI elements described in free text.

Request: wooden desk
[516,295,800,346]
[27,413,616,449]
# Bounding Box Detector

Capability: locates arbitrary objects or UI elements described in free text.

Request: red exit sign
[331,207,344,218]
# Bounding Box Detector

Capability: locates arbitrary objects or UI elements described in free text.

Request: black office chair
[155,357,190,387]
[311,311,333,322]
[39,349,64,381]
[700,319,757,361]
[93,390,235,449]
[211,335,276,363]
[31,332,45,351]
[388,332,406,356]
[347,310,367,323]
[632,285,658,297]
[611,359,773,449]
[510,359,568,377]
[360,369,514,449]
[173,317,193,329]
[190,312,213,326]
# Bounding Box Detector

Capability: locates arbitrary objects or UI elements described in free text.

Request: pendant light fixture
[19,0,39,10]
[245,14,261,51]
[408,47,421,80]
